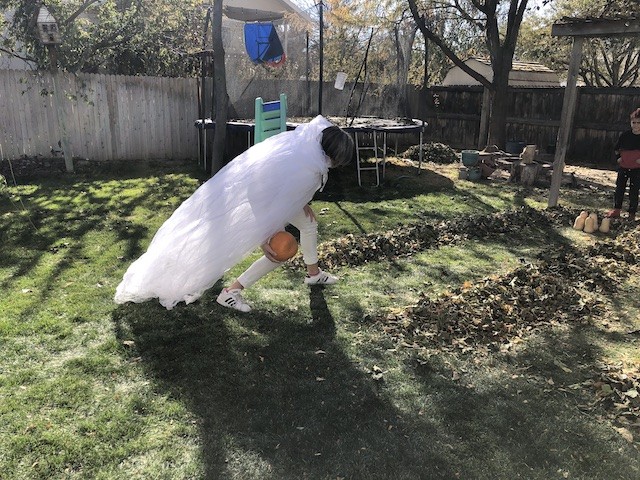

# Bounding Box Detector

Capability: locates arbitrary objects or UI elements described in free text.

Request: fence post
[52,72,74,173]
[549,37,584,207]
[477,87,492,148]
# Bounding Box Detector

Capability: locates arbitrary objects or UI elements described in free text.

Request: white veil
[114,115,332,309]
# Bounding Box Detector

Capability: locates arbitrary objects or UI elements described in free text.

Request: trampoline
[195,116,426,186]
[338,117,426,186]
[194,119,297,172]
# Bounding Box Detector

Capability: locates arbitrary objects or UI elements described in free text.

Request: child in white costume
[114,115,354,311]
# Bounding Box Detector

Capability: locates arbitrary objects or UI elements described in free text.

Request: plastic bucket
[461,150,479,167]
[505,141,526,155]
[467,166,482,181]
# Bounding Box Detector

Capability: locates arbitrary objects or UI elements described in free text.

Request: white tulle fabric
[114,115,332,309]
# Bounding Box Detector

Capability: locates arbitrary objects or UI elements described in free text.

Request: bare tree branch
[407,0,492,88]
[0,45,36,63]
[61,0,104,27]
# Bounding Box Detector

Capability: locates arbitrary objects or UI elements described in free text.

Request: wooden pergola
[549,16,640,207]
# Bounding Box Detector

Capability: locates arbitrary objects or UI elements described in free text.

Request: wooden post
[53,76,74,173]
[521,163,541,186]
[48,46,75,174]
[210,0,228,175]
[548,37,583,207]
[477,87,491,148]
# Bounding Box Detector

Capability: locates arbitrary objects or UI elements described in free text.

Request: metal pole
[306,31,310,114]
[318,1,323,115]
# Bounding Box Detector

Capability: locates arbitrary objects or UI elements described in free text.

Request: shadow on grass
[402,311,640,479]
[105,186,636,478]
[111,286,460,479]
[111,280,640,480]
[317,162,455,203]
[0,167,202,315]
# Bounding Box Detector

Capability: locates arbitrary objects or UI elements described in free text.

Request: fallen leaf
[553,359,573,373]
[614,427,634,443]
[600,384,614,396]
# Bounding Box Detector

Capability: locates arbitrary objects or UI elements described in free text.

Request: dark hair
[321,126,354,167]
[631,108,640,119]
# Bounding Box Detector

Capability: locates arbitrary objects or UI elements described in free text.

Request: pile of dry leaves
[580,364,640,442]
[380,225,640,352]
[298,205,640,438]
[291,205,639,352]
[383,260,597,354]
[291,206,578,271]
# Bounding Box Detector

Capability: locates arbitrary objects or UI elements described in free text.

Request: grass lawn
[1,157,639,479]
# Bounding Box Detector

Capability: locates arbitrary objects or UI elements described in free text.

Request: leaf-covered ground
[291,205,640,444]
[3,159,638,478]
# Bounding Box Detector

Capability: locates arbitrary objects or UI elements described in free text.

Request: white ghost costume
[114,115,332,309]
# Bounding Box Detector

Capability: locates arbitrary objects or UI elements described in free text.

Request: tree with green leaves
[518,0,640,87]
[0,0,204,76]
[299,2,417,84]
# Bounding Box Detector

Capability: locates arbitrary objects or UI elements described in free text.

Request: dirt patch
[0,157,69,178]
[564,164,617,188]
[0,157,196,180]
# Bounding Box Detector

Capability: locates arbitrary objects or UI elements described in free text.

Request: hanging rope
[346,28,375,125]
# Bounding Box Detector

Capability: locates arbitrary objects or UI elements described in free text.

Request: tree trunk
[405,0,529,149]
[210,0,229,176]
[487,66,510,149]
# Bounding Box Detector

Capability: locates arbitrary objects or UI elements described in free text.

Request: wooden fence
[2,68,639,166]
[0,70,198,162]
[416,85,640,164]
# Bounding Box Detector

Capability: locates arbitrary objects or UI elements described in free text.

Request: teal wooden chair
[254,93,287,144]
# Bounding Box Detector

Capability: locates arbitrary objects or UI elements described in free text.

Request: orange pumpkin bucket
[269,231,298,261]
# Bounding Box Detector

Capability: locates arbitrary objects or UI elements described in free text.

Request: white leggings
[237,209,318,288]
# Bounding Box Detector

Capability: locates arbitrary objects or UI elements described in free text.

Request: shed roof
[441,57,561,88]
[552,15,640,37]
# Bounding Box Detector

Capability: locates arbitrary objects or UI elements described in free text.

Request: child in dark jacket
[607,107,640,221]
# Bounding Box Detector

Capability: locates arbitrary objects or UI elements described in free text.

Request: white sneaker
[304,269,338,285]
[216,288,252,312]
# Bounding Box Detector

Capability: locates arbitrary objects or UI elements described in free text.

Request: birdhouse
[37,6,62,45]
